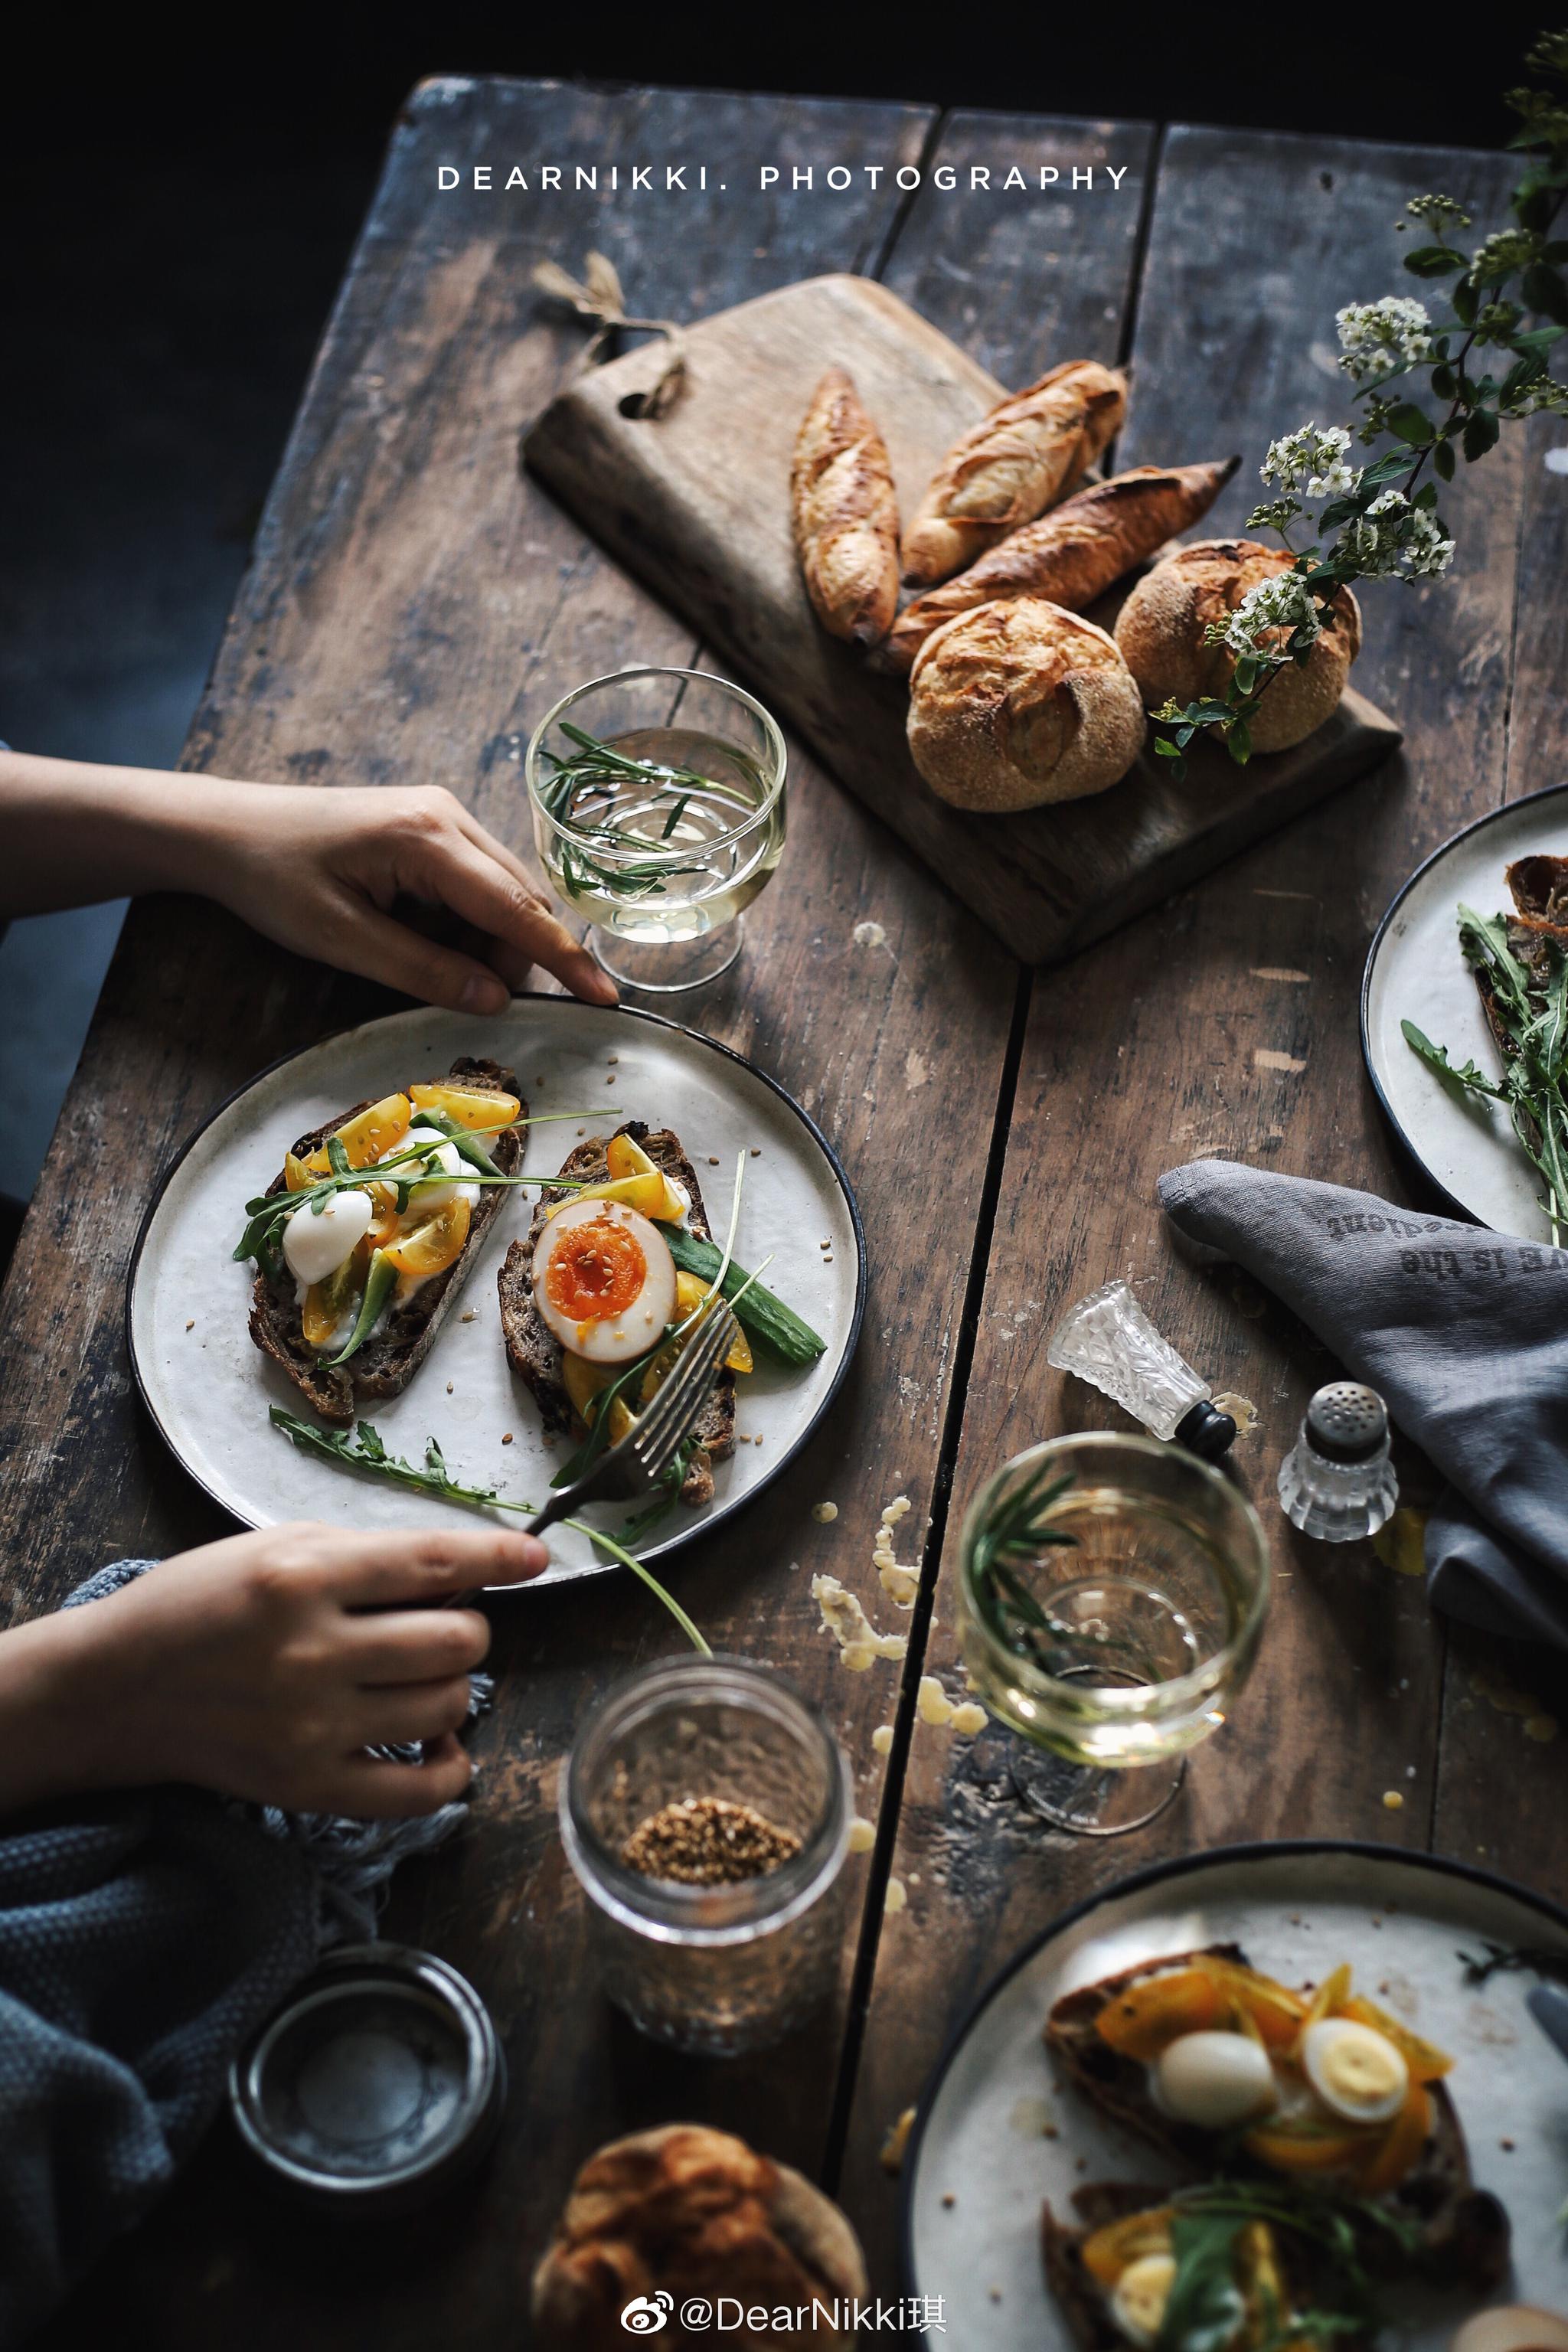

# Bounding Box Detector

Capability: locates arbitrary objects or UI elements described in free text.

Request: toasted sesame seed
[460,1310,477,1322]
[502,1432,514,1445]
[708,1155,720,1165]
[185,1318,195,1331]
[750,1146,761,1156]
[446,1382,454,1394]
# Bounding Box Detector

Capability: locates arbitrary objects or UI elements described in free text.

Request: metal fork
[525,1300,740,1537]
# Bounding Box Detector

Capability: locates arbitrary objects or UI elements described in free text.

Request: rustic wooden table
[6,75,1566,2345]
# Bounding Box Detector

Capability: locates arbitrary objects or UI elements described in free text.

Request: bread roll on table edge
[900,358,1127,590]
[530,2123,868,2350]
[1115,537,1362,756]
[880,456,1240,675]
[907,596,1147,813]
[791,365,901,648]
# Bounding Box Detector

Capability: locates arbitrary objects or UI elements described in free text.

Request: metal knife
[1527,1981,1568,2065]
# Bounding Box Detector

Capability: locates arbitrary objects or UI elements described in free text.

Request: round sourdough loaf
[1114,537,1361,755]
[530,2125,868,2348]
[906,596,1145,812]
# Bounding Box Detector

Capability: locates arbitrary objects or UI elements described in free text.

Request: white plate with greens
[903,1841,1568,2350]
[127,996,864,1583]
[1362,782,1568,1240]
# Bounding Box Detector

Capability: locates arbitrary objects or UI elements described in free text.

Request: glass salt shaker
[1047,1279,1236,1462]
[1277,1380,1399,1542]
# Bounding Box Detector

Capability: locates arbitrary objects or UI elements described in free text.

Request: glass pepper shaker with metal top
[1277,1380,1399,1542]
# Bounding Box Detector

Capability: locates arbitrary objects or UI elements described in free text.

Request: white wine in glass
[958,1432,1270,1836]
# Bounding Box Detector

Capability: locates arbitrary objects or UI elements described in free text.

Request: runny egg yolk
[544,1217,648,1328]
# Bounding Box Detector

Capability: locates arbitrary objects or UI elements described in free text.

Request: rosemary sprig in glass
[537,720,753,904]
[970,1465,1086,1672]
[269,1409,710,1655]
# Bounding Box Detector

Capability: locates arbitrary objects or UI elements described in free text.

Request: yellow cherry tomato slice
[299,1092,412,1180]
[673,1270,753,1374]
[380,1192,471,1276]
[285,1150,314,1194]
[1353,2079,1431,2194]
[605,1131,692,1222]
[560,1351,635,1446]
[1080,2209,1173,2288]
[550,1171,669,1221]
[1191,1955,1309,2050]
[1243,2112,1374,2175]
[408,1081,520,1133]
[1341,1996,1453,2082]
[1095,1969,1226,2062]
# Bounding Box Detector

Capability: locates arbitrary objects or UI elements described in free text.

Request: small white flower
[1215,568,1323,657]
[1336,296,1432,385]
[1260,422,1358,500]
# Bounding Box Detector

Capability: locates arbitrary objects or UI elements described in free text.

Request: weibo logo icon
[621,2292,675,2333]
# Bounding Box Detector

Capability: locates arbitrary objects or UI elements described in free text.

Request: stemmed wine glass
[957,1432,1270,1837]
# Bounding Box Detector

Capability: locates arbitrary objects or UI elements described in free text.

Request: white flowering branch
[1155,28,1568,776]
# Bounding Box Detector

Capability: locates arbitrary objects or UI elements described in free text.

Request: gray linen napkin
[1157,1161,1568,1648]
[0,1558,485,2347]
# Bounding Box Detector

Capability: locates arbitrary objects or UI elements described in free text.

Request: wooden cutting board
[524,274,1400,965]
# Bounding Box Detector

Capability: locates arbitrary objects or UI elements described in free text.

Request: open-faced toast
[1475,853,1568,1060]
[1044,1945,1510,2292]
[1042,2180,1374,2352]
[497,1120,735,1506]
[249,1055,524,1423]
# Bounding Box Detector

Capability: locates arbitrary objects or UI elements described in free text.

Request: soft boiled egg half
[531,1197,678,1365]
[1154,2030,1278,2129]
[1300,2017,1409,2125]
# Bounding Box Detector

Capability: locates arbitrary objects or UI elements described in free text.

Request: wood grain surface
[838,124,1568,2290]
[3,83,1563,2348]
[526,272,1401,965]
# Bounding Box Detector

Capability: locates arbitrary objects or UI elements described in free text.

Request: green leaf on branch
[1363,447,1423,485]
[1388,402,1436,446]
[1226,719,1253,766]
[1403,244,1465,276]
[1463,408,1501,461]
[1434,439,1456,481]
[1452,276,1480,325]
[1523,262,1568,322]
[1233,655,1259,695]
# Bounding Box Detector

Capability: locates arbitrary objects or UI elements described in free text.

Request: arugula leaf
[1158,2210,1248,2352]
[267,1408,710,1653]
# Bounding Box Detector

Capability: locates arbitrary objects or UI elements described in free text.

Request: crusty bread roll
[1114,538,1362,755]
[880,459,1239,675]
[900,360,1126,589]
[791,368,900,648]
[530,2125,868,2349]
[907,598,1145,812]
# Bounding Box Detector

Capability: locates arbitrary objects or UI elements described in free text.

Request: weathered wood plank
[9,75,1022,2350]
[1431,397,1568,1893]
[837,125,1549,2292]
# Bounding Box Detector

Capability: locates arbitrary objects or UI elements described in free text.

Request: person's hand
[24,1522,547,1818]
[193,780,617,1010]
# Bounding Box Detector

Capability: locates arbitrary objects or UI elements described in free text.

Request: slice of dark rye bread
[1475,852,1568,1063]
[1040,2183,1374,2352]
[1044,1945,1510,2292]
[248,1057,524,1424]
[496,1121,735,1508]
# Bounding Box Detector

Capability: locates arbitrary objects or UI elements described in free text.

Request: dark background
[0,4,1552,1202]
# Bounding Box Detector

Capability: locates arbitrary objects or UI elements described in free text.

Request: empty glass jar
[559,1657,853,2056]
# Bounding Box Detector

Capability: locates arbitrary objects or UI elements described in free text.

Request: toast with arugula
[247,1056,523,1423]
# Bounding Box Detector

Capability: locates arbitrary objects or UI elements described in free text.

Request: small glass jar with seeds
[560,1656,852,2056]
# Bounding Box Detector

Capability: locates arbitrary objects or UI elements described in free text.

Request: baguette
[497,1122,734,1506]
[900,359,1127,589]
[248,1056,523,1424]
[791,367,901,647]
[880,459,1239,675]
[1044,1945,1510,2292]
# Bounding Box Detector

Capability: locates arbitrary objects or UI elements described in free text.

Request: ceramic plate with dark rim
[1362,782,1568,1238]
[902,1841,1568,2347]
[127,996,864,1583]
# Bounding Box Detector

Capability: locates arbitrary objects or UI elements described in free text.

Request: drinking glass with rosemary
[959,1433,1271,1836]
[526,667,787,993]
